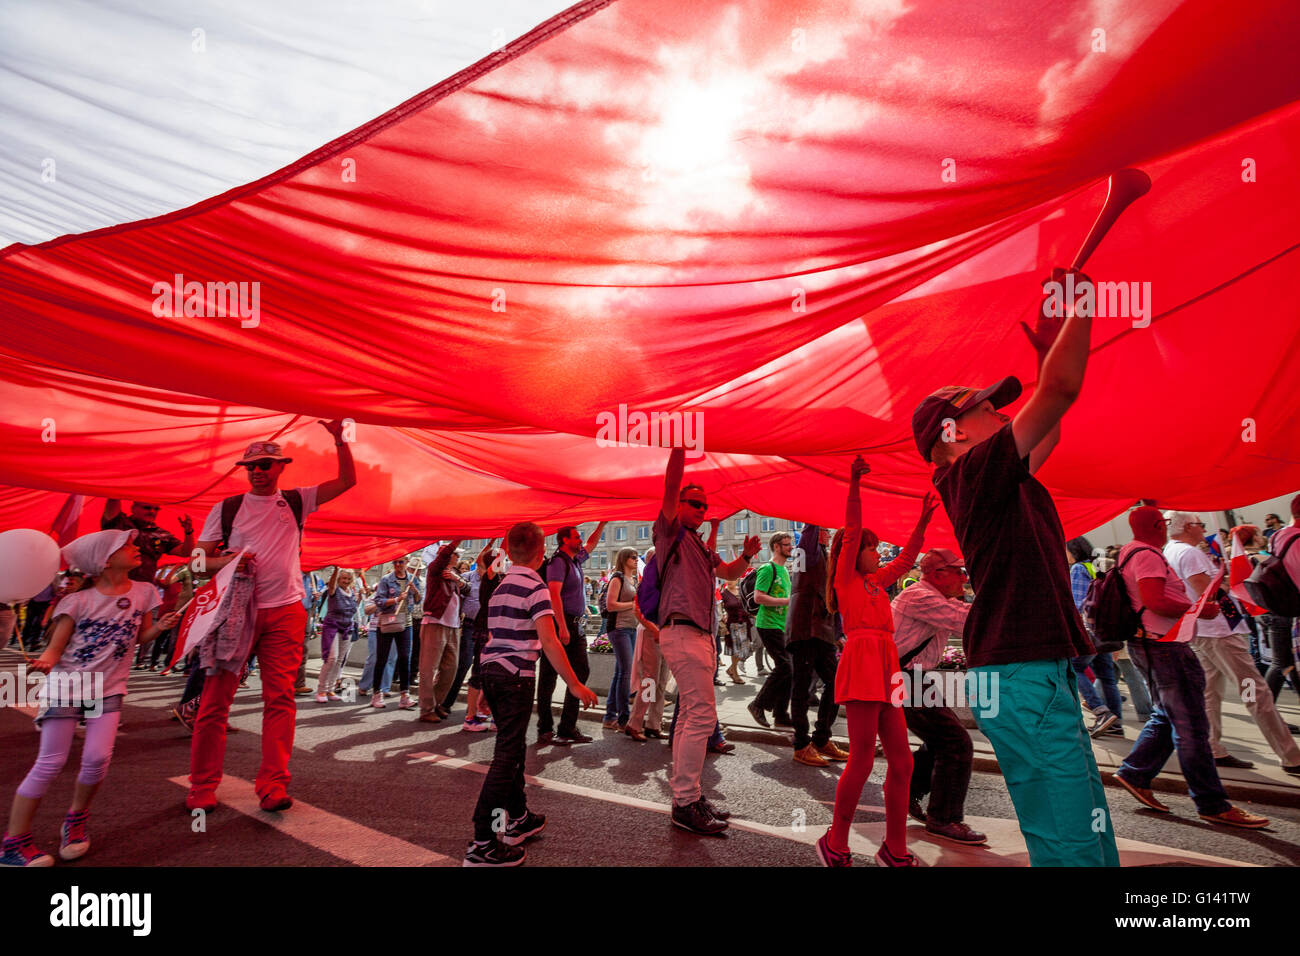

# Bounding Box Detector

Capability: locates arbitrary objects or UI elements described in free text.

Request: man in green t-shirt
[746,532,794,728]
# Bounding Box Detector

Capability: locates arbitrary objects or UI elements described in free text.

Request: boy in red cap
[910,269,1118,866]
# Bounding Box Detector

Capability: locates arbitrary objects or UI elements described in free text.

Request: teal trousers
[971,658,1120,867]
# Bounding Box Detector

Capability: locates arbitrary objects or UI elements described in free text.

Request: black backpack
[1082,546,1159,651]
[1244,533,1300,616]
[538,549,575,593]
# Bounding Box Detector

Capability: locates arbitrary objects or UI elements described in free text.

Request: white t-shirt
[1164,540,1240,638]
[49,581,161,700]
[437,588,461,628]
[1119,542,1186,636]
[200,487,319,609]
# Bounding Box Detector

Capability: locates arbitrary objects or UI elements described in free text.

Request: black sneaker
[535,731,555,747]
[1215,754,1255,770]
[671,800,728,836]
[700,797,731,820]
[908,798,926,823]
[1088,709,1118,737]
[463,839,526,867]
[746,701,770,728]
[553,732,593,745]
[772,713,794,728]
[502,811,547,846]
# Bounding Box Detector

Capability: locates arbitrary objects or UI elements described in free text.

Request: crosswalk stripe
[167,775,456,867]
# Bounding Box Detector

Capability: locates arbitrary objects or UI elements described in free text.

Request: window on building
[637,525,649,540]
[761,517,776,532]
[792,521,805,532]
[615,527,627,541]
[735,518,749,534]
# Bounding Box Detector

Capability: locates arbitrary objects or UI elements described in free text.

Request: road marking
[406,750,1256,867]
[168,775,455,867]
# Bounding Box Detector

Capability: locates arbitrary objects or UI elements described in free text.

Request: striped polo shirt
[479,564,554,678]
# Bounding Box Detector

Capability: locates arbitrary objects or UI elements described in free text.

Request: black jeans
[904,705,974,824]
[536,616,587,736]
[789,640,839,749]
[472,668,535,841]
[150,627,176,668]
[442,619,477,710]
[373,625,413,693]
[21,600,49,651]
[1262,614,1298,700]
[753,626,792,717]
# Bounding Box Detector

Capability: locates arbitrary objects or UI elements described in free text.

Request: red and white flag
[1163,563,1225,644]
[1228,532,1268,616]
[168,552,245,667]
[49,494,84,546]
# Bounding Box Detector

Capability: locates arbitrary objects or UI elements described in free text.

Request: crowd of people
[5,271,1300,868]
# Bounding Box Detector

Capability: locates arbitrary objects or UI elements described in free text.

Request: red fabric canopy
[2,0,1297,567]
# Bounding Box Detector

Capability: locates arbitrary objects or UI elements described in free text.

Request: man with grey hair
[889,548,987,845]
[1163,510,1300,775]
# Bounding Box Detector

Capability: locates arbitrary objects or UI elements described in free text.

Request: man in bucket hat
[185,421,355,813]
[911,268,1118,866]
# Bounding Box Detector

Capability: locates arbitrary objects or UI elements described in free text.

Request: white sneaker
[370,693,385,708]
[399,693,416,710]
[315,693,329,703]
[327,693,342,701]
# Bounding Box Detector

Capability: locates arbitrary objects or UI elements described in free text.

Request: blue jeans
[1072,653,1122,716]
[1116,656,1153,720]
[359,628,397,693]
[1119,640,1230,816]
[603,627,636,723]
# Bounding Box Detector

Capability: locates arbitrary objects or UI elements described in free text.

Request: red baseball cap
[911,377,1021,461]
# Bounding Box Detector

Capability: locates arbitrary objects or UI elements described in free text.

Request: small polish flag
[1228,531,1268,616]
[1164,563,1224,643]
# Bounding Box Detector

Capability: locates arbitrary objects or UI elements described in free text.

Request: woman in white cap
[1,529,178,867]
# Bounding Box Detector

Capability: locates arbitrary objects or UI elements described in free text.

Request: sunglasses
[244,460,277,472]
[681,499,708,511]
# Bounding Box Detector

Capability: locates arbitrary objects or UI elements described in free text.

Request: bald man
[1112,506,1267,828]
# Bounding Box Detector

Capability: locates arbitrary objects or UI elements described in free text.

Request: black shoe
[772,713,794,728]
[1284,764,1300,776]
[746,701,770,728]
[644,728,665,739]
[699,797,731,820]
[1215,754,1255,770]
[808,694,820,706]
[1287,723,1300,735]
[708,741,736,754]
[463,839,526,867]
[535,731,555,747]
[908,798,926,823]
[671,800,728,836]
[501,811,546,846]
[553,732,593,746]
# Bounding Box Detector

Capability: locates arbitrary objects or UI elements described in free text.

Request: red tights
[828,700,912,858]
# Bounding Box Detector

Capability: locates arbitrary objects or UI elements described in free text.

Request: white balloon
[0,529,61,603]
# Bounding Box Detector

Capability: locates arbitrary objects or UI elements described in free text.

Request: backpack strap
[282,489,305,533]
[219,494,243,549]
[898,634,937,670]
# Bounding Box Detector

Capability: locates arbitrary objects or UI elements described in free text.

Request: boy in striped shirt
[465,521,597,866]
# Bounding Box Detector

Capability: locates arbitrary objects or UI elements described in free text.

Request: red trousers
[189,601,307,798]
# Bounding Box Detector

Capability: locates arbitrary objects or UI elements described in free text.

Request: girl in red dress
[816,455,939,867]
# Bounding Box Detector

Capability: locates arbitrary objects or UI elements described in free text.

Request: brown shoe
[1200,806,1269,829]
[1112,772,1170,812]
[624,726,647,742]
[794,744,831,767]
[418,712,442,723]
[816,741,850,762]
